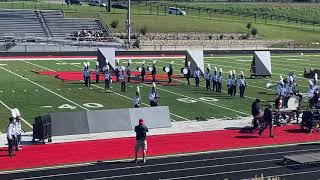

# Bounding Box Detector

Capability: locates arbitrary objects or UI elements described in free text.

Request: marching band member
[87,62,91,87]
[232,70,237,96]
[168,61,173,83]
[212,66,218,92]
[83,62,90,87]
[141,61,146,83]
[238,71,246,98]
[126,59,132,82]
[95,62,100,83]
[14,108,22,151]
[119,66,127,92]
[217,68,223,93]
[227,71,233,96]
[133,87,141,108]
[186,61,191,85]
[308,80,315,108]
[151,60,157,82]
[82,62,87,83]
[149,82,159,107]
[277,80,286,97]
[193,67,201,87]
[204,64,211,91]
[7,109,16,157]
[114,59,120,82]
[104,65,112,92]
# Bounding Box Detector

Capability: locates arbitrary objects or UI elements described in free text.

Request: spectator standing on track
[14,108,22,151]
[259,103,274,138]
[7,109,17,157]
[133,119,148,163]
[251,98,262,130]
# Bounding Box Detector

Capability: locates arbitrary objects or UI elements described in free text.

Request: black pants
[228,86,233,96]
[104,79,110,90]
[128,75,131,82]
[15,134,21,150]
[168,75,172,83]
[239,85,245,98]
[195,77,200,87]
[88,77,91,87]
[205,79,210,90]
[135,105,140,108]
[141,75,145,83]
[212,81,216,91]
[7,137,15,156]
[186,77,190,85]
[115,72,119,82]
[96,74,99,83]
[259,120,273,137]
[84,77,89,87]
[152,74,156,82]
[121,81,126,92]
[150,101,158,107]
[217,82,222,93]
[233,85,236,96]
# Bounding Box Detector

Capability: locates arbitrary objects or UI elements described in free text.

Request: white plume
[10,109,17,118]
[14,108,20,117]
[137,86,140,93]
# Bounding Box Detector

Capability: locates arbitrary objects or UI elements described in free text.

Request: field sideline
[0,53,319,133]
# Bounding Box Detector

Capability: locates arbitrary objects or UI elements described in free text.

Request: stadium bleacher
[0,9,110,44]
[0,9,45,38]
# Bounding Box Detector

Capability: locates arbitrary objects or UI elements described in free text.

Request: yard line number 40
[58,103,104,109]
[176,97,218,103]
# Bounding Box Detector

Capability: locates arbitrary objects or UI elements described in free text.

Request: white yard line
[205,60,309,88]
[155,59,266,99]
[141,83,250,116]
[0,100,33,129]
[23,61,56,72]
[0,67,89,111]
[49,60,190,121]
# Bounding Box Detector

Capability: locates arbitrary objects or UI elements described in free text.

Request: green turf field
[0,53,319,133]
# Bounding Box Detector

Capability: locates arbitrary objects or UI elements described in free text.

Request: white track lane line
[7,145,320,178]
[0,67,89,111]
[85,159,283,180]
[0,100,32,128]
[265,169,320,179]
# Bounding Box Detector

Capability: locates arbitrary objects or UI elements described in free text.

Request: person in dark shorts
[259,103,274,137]
[133,119,148,163]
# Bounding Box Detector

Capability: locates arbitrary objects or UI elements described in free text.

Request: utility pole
[126,0,131,46]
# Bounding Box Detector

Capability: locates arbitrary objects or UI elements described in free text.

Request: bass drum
[147,66,153,72]
[287,95,299,110]
[137,67,142,72]
[182,68,189,75]
[164,67,170,73]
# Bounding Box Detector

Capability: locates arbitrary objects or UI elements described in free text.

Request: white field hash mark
[0,66,89,111]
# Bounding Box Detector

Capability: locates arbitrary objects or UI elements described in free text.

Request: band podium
[32,106,172,138]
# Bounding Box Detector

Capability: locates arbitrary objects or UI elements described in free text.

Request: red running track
[0,125,319,171]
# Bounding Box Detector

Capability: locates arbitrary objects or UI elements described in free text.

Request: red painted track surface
[0,125,319,171]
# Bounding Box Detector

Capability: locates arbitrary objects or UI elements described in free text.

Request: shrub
[251,27,258,36]
[110,20,118,29]
[140,26,148,35]
[246,22,252,30]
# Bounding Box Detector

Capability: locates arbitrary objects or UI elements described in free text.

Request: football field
[0,53,318,133]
